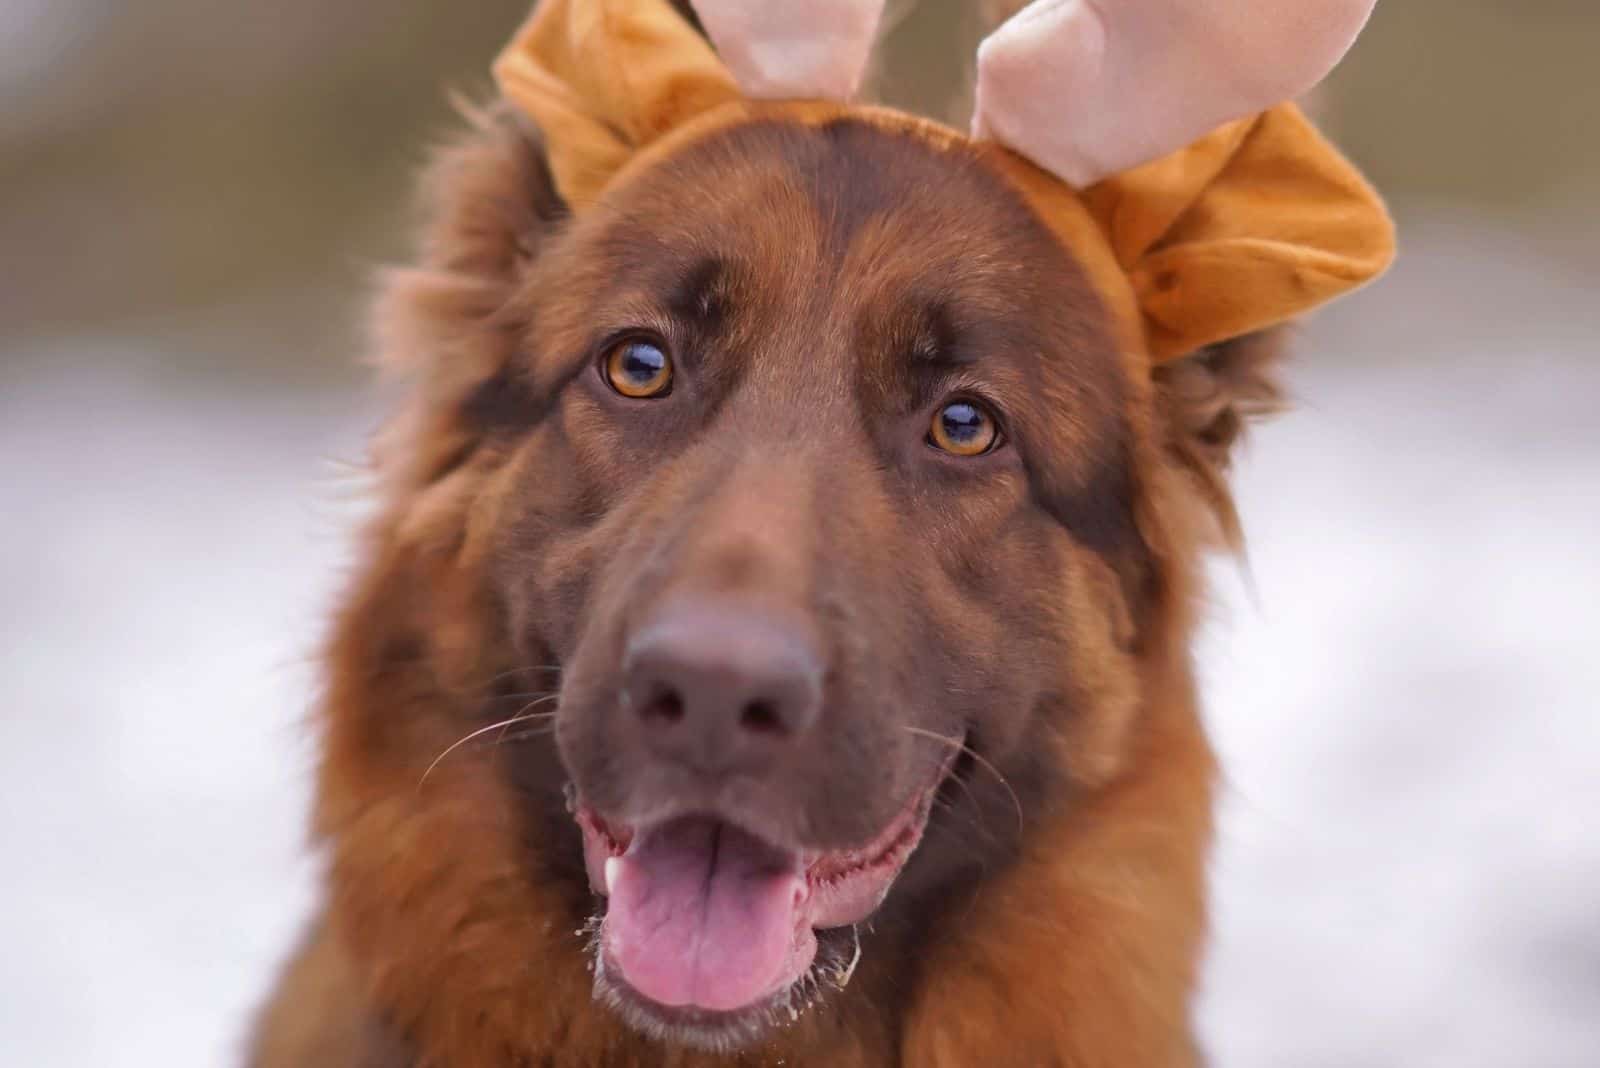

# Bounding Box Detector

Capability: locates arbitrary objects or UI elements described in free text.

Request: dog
[247,3,1392,1064]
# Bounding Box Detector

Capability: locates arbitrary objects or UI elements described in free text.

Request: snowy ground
[2,226,1596,1066]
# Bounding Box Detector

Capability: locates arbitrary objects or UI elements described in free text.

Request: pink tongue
[604,817,813,1013]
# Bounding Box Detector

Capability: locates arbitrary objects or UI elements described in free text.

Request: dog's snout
[624,599,823,775]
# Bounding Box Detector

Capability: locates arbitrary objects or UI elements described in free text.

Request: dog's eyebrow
[664,255,729,329]
[903,298,980,370]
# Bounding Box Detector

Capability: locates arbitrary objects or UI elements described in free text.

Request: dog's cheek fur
[894,462,1219,1067]
[884,317,1263,1063]
[248,106,593,1065]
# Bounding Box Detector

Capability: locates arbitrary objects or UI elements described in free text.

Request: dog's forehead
[582,117,1120,379]
[607,119,1061,276]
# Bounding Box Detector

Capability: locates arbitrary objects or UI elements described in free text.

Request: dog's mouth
[571,774,943,1037]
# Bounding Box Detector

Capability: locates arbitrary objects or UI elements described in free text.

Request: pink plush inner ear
[971,0,1379,188]
[689,0,886,101]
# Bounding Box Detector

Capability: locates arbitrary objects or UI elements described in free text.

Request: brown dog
[248,6,1391,1065]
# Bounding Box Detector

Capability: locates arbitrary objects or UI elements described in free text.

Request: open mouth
[572,775,943,1041]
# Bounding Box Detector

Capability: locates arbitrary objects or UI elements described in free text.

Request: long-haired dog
[249,2,1392,1063]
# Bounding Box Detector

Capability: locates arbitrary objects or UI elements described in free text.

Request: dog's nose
[623,599,823,776]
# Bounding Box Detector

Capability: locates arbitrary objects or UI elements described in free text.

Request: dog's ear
[1149,330,1287,548]
[371,105,568,492]
[413,104,569,290]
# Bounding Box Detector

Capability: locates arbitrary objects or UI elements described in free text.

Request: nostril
[639,686,685,726]
[624,601,824,767]
[740,698,783,734]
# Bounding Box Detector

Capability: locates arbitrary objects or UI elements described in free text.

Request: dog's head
[501,112,1157,1040]
[316,1,1392,1058]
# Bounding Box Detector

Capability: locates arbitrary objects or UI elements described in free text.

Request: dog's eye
[602,338,673,398]
[928,400,1001,457]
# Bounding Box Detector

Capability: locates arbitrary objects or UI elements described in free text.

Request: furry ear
[414,103,569,286]
[1151,329,1288,548]
[371,105,568,492]
[1082,104,1395,363]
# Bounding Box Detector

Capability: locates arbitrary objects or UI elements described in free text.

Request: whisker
[476,664,564,690]
[930,770,999,843]
[494,695,560,743]
[417,695,559,790]
[901,725,1024,837]
[488,689,560,704]
[496,723,560,744]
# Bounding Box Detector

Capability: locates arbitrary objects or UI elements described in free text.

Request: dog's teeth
[604,856,620,895]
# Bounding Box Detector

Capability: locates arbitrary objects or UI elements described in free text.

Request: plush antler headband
[493,0,1394,363]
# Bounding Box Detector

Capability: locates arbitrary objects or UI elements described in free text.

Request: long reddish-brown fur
[249,93,1285,1067]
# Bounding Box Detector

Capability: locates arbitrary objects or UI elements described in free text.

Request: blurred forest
[3,0,1598,382]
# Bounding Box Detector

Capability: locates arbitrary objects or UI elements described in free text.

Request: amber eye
[928,399,1001,456]
[602,338,673,398]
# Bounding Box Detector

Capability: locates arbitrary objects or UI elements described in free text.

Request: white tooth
[604,856,621,896]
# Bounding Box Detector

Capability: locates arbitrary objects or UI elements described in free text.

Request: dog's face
[297,36,1385,1058]
[461,116,1152,1048]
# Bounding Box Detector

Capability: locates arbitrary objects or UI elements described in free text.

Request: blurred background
[2,1,1596,1064]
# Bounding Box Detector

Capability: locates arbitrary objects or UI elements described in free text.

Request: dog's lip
[574,782,937,928]
[570,747,959,1024]
[593,952,799,1051]
[572,754,954,931]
